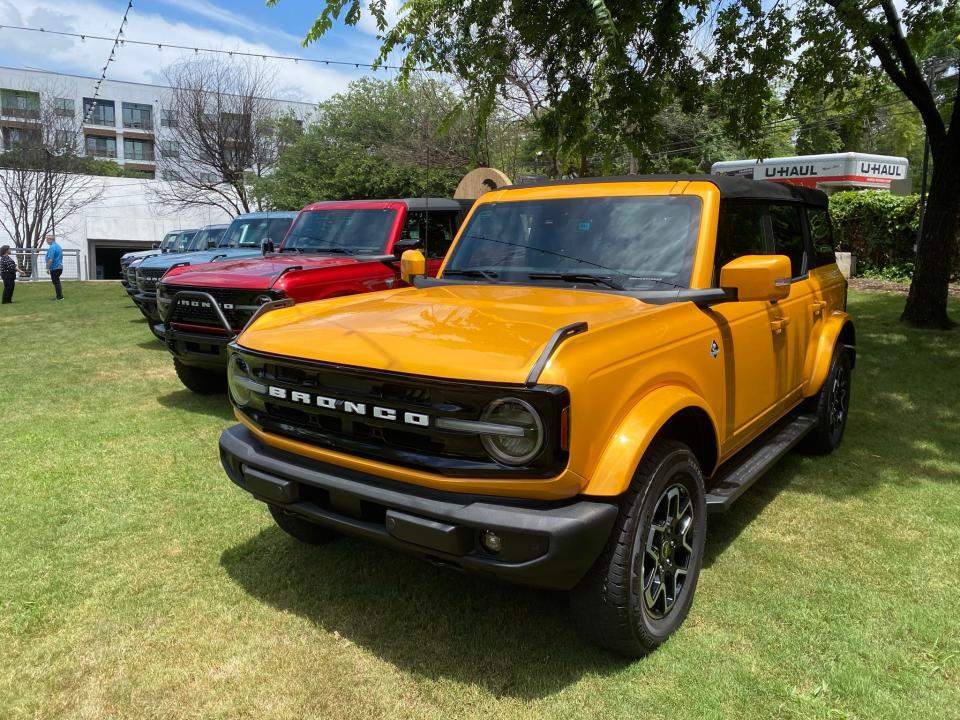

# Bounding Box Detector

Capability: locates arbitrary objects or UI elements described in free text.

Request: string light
[0,22,444,73]
[80,1,135,130]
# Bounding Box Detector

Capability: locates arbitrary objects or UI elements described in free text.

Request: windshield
[160,233,178,251]
[281,209,397,254]
[220,217,293,248]
[188,227,225,251]
[174,231,197,253]
[443,196,702,289]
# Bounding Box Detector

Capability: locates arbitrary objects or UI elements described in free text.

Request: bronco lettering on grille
[266,385,430,426]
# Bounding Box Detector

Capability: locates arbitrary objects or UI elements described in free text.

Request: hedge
[829,191,919,276]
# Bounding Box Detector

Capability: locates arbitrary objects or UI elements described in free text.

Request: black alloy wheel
[639,483,696,619]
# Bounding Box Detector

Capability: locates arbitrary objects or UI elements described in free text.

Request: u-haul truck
[711,152,909,193]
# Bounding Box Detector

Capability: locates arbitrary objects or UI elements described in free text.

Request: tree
[0,84,102,271]
[153,57,298,216]
[279,0,958,327]
[254,78,478,208]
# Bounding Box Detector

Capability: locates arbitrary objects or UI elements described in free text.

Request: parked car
[132,213,296,328]
[157,199,469,393]
[217,175,854,656]
[120,230,182,294]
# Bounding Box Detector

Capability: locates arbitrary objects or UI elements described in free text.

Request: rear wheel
[570,439,707,657]
[268,505,339,544]
[802,346,852,454]
[173,358,226,395]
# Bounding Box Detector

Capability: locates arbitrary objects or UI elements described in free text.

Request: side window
[769,204,806,278]
[807,208,836,268]
[424,212,456,259]
[714,202,768,283]
[268,218,292,245]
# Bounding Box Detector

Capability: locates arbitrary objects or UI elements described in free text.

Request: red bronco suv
[157,198,470,394]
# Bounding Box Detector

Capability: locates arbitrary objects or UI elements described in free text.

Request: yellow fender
[802,311,855,397]
[584,385,719,497]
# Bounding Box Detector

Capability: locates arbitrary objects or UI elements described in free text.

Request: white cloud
[356,0,404,36]
[152,0,303,47]
[0,0,361,102]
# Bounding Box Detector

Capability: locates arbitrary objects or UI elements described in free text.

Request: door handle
[770,317,791,334]
[811,300,827,318]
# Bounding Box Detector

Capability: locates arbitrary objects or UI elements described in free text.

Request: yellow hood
[237,284,654,383]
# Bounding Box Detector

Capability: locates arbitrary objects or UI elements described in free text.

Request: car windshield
[281,209,397,254]
[160,233,178,250]
[174,232,197,253]
[443,196,702,289]
[220,217,293,248]
[188,227,225,251]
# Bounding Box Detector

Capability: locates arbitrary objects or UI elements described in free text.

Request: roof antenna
[423,193,429,259]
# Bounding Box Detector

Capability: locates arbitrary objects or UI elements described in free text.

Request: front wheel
[802,346,852,454]
[570,439,707,657]
[173,358,226,395]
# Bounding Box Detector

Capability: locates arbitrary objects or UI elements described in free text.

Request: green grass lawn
[1,282,958,720]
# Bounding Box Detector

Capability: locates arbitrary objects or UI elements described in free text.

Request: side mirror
[720,255,792,302]
[392,237,421,260]
[261,237,275,255]
[151,242,160,249]
[400,249,426,284]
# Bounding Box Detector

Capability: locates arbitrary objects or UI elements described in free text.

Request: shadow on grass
[157,389,233,421]
[221,528,628,699]
[137,339,167,351]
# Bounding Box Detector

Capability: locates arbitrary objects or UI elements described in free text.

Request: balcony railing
[86,147,117,158]
[1,106,40,120]
[125,150,155,162]
[123,119,154,131]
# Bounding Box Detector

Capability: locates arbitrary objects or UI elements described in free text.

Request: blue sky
[0,0,404,102]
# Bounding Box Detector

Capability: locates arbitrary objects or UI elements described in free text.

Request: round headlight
[227,354,253,407]
[479,398,544,466]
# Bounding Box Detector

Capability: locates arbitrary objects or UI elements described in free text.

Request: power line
[79,1,135,129]
[0,23,444,74]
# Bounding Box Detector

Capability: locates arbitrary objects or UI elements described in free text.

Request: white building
[711,152,910,194]
[0,66,315,278]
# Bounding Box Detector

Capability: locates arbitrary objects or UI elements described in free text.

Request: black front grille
[234,348,570,478]
[138,268,165,292]
[161,286,274,330]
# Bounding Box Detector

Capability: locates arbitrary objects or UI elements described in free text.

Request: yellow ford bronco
[219,175,854,656]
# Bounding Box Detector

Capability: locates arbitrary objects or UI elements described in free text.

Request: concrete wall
[0,172,232,279]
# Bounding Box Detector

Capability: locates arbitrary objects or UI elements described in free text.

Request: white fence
[9,248,83,280]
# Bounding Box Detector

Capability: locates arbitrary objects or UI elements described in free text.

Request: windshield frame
[219,217,294,249]
[279,207,400,255]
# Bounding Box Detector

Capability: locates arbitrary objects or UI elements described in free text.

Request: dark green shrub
[829,191,919,276]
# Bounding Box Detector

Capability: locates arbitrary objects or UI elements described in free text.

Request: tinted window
[160,233,177,250]
[714,202,769,281]
[769,204,806,277]
[403,211,458,259]
[807,208,836,268]
[445,196,702,288]
[175,232,196,252]
[282,209,397,254]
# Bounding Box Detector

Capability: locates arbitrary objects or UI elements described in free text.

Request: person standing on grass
[1,245,27,304]
[45,234,63,300]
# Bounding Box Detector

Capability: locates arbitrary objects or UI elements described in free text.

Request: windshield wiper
[443,268,500,281]
[527,272,626,291]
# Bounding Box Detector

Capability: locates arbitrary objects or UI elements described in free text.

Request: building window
[159,139,180,158]
[161,170,182,181]
[160,109,177,127]
[2,126,41,148]
[122,102,153,130]
[0,89,41,119]
[123,138,154,162]
[85,134,117,158]
[83,98,115,126]
[53,130,75,152]
[54,98,75,117]
[198,172,220,184]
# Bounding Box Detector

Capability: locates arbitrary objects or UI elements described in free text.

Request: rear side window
[714,202,768,280]
[769,204,806,278]
[403,211,458,259]
[807,208,836,268]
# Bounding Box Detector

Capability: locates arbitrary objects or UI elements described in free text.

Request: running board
[705,413,818,514]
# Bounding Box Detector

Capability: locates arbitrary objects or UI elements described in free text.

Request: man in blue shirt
[45,235,63,300]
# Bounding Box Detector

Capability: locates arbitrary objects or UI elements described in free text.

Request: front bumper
[132,291,160,322]
[161,322,233,371]
[220,424,618,590]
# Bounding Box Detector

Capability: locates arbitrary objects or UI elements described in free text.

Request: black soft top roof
[505,174,829,208]
[399,198,464,212]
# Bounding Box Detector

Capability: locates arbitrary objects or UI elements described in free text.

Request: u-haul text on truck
[711,152,909,193]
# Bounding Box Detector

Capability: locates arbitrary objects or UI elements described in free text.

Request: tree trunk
[901,131,960,329]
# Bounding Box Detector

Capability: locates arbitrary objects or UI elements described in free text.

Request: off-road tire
[268,504,339,545]
[570,439,707,657]
[173,358,226,395]
[801,346,852,454]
